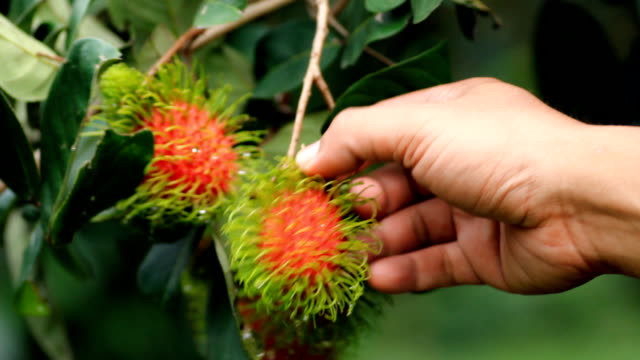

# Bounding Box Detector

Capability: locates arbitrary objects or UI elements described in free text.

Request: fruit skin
[97,61,261,226]
[224,158,381,322]
[99,63,145,107]
[236,287,390,360]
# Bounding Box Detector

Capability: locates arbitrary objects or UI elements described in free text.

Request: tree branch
[328,16,395,66]
[189,0,296,52]
[149,0,296,76]
[314,73,335,109]
[331,0,350,16]
[147,28,204,76]
[287,0,331,158]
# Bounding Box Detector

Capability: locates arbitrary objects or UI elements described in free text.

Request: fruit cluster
[97,61,386,359]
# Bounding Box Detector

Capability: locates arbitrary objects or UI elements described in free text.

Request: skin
[295,77,640,295]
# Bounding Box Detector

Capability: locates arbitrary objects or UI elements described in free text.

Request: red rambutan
[224,159,380,321]
[98,61,260,226]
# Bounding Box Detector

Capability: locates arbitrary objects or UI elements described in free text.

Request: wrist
[555,124,640,277]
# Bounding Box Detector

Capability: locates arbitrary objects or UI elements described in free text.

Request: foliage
[1,0,639,360]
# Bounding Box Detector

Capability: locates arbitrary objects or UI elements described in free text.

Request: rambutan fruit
[224,159,380,322]
[236,287,389,360]
[97,61,260,226]
[99,63,145,107]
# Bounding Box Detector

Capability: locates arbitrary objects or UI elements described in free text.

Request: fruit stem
[287,0,331,158]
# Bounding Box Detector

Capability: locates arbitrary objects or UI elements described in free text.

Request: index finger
[295,78,494,179]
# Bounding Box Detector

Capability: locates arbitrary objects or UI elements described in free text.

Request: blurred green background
[3,0,640,359]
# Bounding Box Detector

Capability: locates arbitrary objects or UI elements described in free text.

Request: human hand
[296,78,640,294]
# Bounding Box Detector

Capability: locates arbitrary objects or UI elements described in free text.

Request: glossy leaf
[48,242,95,279]
[39,38,120,237]
[8,0,42,30]
[66,0,91,50]
[25,314,74,360]
[342,13,410,68]
[138,228,199,303]
[365,0,406,13]
[0,91,40,201]
[38,0,125,49]
[253,41,341,98]
[257,20,317,69]
[410,0,443,23]
[181,268,210,357]
[451,0,501,28]
[0,189,18,246]
[17,225,44,286]
[208,233,250,360]
[48,130,154,245]
[324,42,450,131]
[3,210,74,360]
[16,281,51,316]
[226,23,269,65]
[194,0,246,28]
[106,0,202,35]
[201,45,255,108]
[0,13,60,101]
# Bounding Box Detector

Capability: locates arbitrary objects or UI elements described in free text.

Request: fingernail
[296,141,320,171]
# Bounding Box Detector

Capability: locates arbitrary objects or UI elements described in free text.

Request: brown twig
[37,52,66,63]
[331,0,350,16]
[328,16,395,66]
[189,0,296,52]
[147,28,204,76]
[287,0,331,158]
[314,73,335,109]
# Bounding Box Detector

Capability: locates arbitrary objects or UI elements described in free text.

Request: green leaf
[410,0,443,23]
[366,0,406,13]
[3,210,74,360]
[105,0,165,31]
[66,0,91,50]
[226,23,269,66]
[181,268,209,357]
[207,232,250,360]
[200,45,255,109]
[39,38,120,236]
[24,314,74,360]
[16,281,51,316]
[258,20,317,68]
[137,228,199,303]
[263,112,327,159]
[341,13,410,68]
[48,242,95,279]
[324,42,450,131]
[37,0,125,49]
[194,0,244,28]
[106,0,202,35]
[450,0,500,28]
[0,13,60,101]
[0,91,40,201]
[132,24,176,70]
[17,224,44,286]
[8,0,43,30]
[47,130,153,245]
[253,41,341,98]
[0,190,18,246]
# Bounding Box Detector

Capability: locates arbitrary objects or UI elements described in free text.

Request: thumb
[296,105,426,178]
